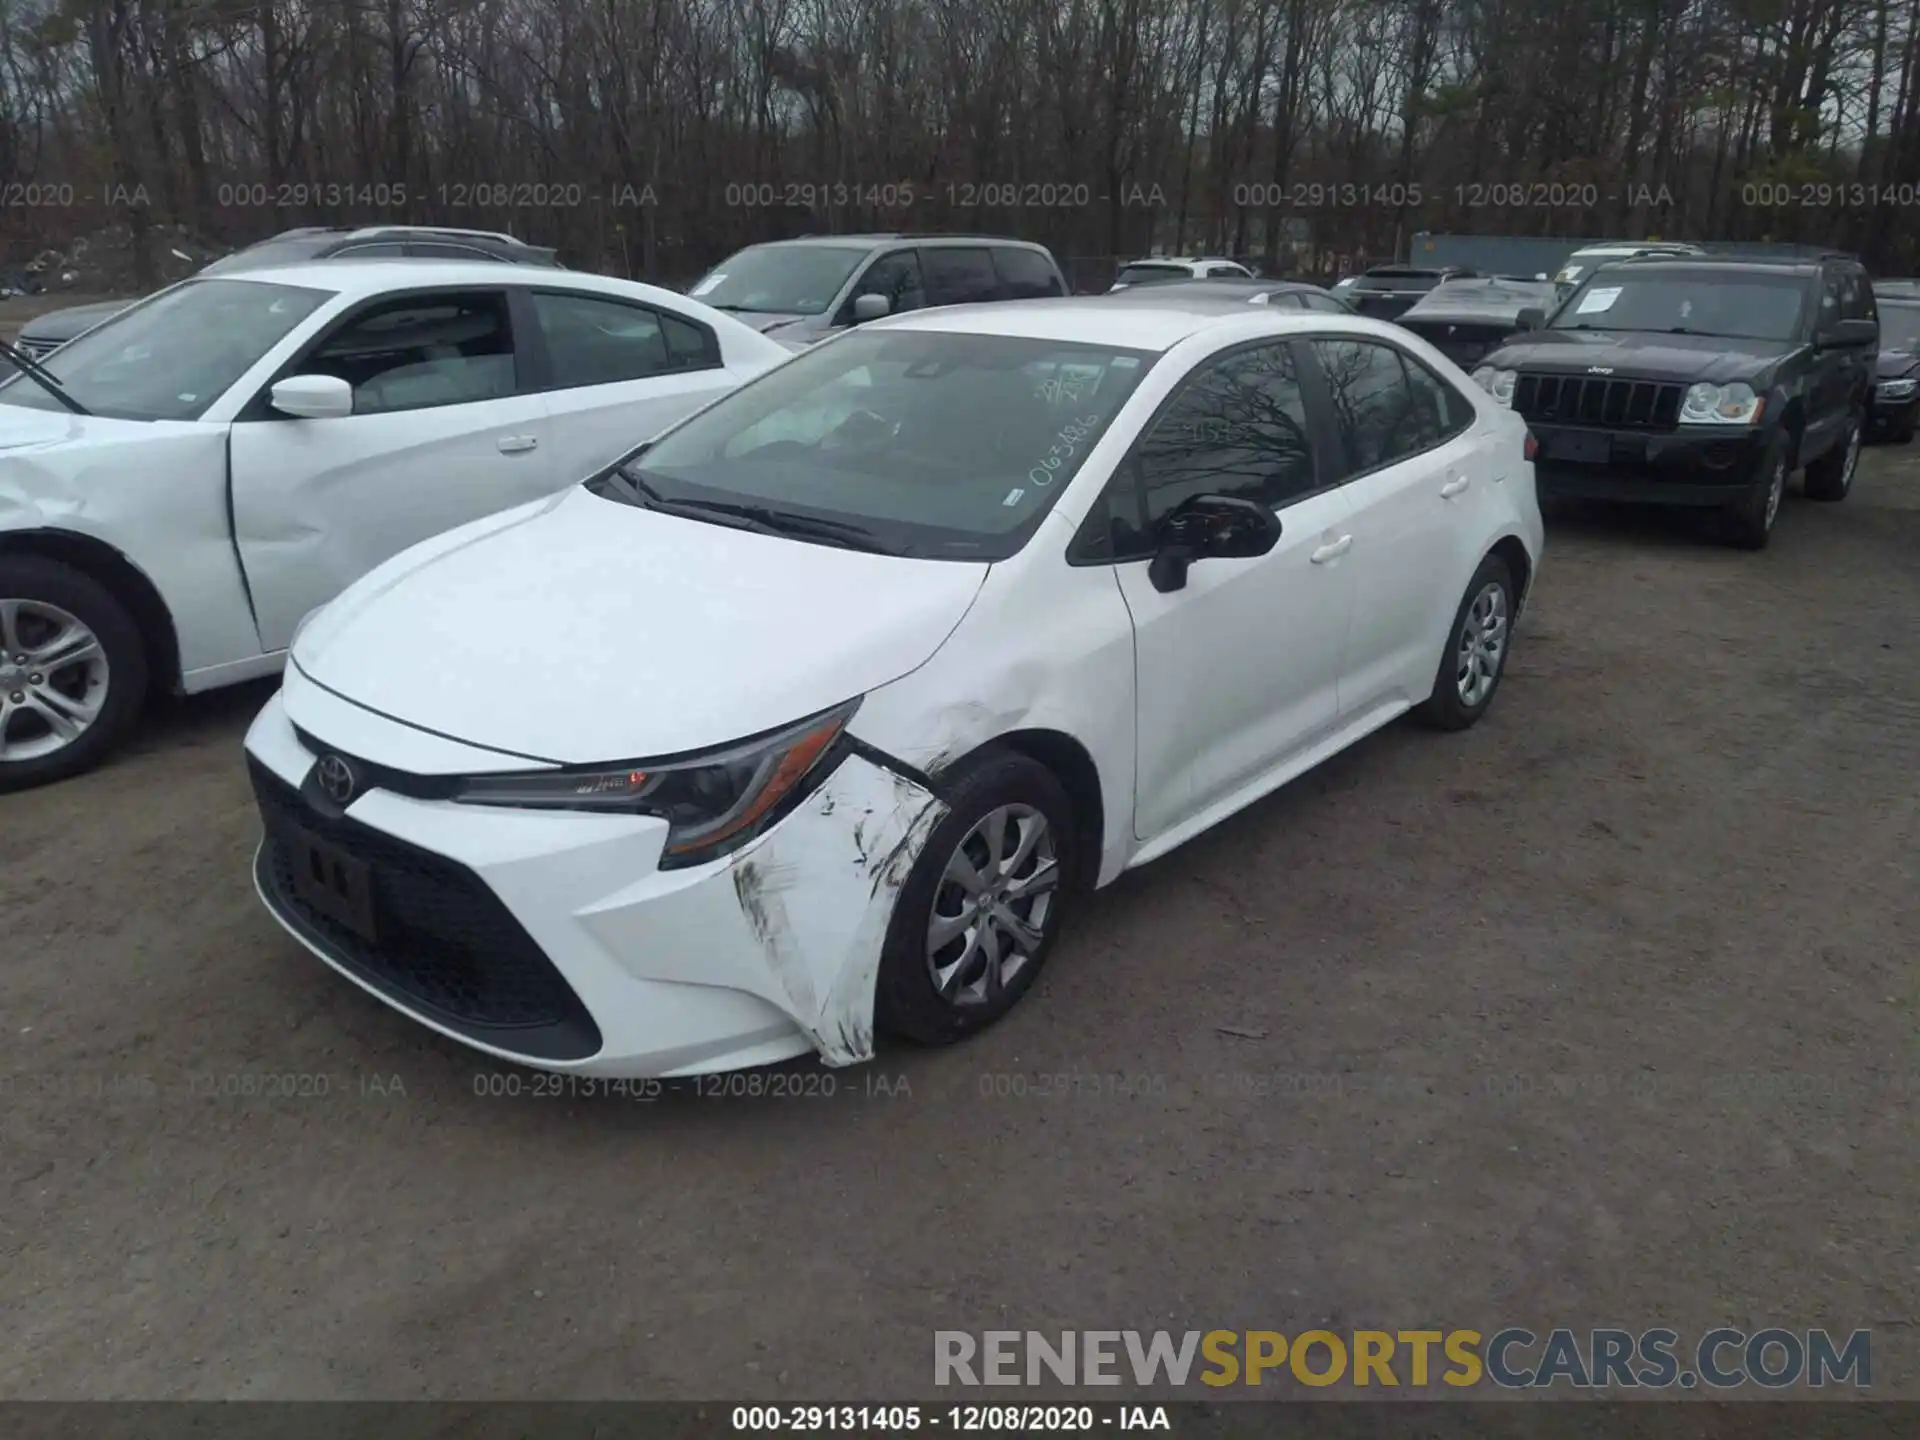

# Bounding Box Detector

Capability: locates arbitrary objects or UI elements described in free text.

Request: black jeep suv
[1471,253,1877,549]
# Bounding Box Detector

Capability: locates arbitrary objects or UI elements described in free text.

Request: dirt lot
[1,452,1916,1402]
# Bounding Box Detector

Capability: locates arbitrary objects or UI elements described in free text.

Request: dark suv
[13,226,562,360]
[1337,264,1477,321]
[1472,253,1877,549]
[685,234,1067,347]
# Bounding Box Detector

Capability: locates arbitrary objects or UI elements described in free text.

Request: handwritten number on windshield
[1027,414,1103,488]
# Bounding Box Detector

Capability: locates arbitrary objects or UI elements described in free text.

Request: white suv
[1109,257,1255,290]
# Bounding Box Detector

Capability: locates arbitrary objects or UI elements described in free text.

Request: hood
[18,299,133,343]
[294,486,992,764]
[737,312,812,335]
[1876,348,1919,379]
[1481,329,1798,385]
[1399,281,1557,324]
[0,403,165,454]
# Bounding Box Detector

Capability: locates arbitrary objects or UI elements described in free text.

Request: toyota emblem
[315,754,357,805]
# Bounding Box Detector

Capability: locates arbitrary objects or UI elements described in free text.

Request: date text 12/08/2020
[468,1069,911,1100]
[729,1406,1172,1432]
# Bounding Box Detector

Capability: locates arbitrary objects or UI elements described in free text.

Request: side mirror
[851,293,891,323]
[1516,306,1546,331]
[1820,318,1878,349]
[1147,494,1284,594]
[270,374,354,419]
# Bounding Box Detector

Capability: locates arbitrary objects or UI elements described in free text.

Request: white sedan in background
[246,295,1542,1077]
[0,261,790,789]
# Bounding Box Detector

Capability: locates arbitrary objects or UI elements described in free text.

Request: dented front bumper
[244,690,948,1076]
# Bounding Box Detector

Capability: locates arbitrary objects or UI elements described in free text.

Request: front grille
[250,757,601,1061]
[1514,372,1683,430]
[14,336,62,360]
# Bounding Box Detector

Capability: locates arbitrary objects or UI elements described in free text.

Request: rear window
[1117,263,1189,285]
[1358,272,1448,292]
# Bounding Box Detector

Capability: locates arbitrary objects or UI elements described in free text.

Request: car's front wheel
[874,748,1078,1046]
[1414,552,1516,732]
[1804,410,1863,502]
[0,556,148,792]
[1721,434,1790,549]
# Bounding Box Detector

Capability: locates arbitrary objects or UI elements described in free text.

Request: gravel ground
[1,452,1916,1401]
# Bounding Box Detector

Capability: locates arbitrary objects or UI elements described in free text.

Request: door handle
[497,435,539,454]
[1440,475,1471,498]
[1309,534,1352,564]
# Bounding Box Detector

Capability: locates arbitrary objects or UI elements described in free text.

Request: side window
[528,291,717,389]
[1401,354,1477,445]
[1207,264,1248,279]
[1117,341,1318,554]
[1300,293,1347,313]
[1311,339,1431,475]
[331,242,409,258]
[1839,269,1872,323]
[1264,291,1305,308]
[993,247,1066,299]
[1820,271,1845,327]
[920,247,1000,305]
[842,250,925,321]
[302,290,517,416]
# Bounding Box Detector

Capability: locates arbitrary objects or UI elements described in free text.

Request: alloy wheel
[926,803,1060,1007]
[1764,455,1786,530]
[0,599,111,762]
[1455,581,1509,709]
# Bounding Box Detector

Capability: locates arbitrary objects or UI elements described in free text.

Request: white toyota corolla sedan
[244,296,1543,1076]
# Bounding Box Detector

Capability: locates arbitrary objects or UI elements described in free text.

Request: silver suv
[687,234,1068,347]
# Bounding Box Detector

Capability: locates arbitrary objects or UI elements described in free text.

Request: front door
[229,287,554,652]
[1110,339,1356,840]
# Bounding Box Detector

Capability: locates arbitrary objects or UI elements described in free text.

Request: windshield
[609,329,1157,561]
[1879,302,1920,352]
[1116,264,1188,285]
[0,278,329,420]
[1550,272,1807,341]
[687,245,866,315]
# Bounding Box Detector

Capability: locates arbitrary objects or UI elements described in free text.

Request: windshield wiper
[0,338,88,415]
[657,496,900,554]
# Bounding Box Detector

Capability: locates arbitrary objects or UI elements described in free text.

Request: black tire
[874,748,1079,1046]
[1720,432,1790,550]
[1804,410,1863,502]
[1414,552,1517,732]
[1894,426,1917,445]
[0,556,149,792]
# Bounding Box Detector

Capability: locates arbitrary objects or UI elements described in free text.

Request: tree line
[2,0,1919,291]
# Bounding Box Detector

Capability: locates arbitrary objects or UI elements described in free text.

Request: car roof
[194,260,677,303]
[1603,255,1822,275]
[866,294,1382,350]
[744,234,1051,252]
[1100,278,1324,303]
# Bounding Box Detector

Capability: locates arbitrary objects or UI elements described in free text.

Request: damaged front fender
[723,752,948,1067]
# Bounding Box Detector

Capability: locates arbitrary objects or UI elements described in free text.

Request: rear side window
[993,247,1065,299]
[1838,269,1874,323]
[921,248,1000,305]
[1299,293,1348,313]
[1311,339,1441,476]
[528,291,718,389]
[1401,355,1478,444]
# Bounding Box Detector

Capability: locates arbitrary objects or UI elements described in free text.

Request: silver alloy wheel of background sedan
[1456,582,1509,709]
[927,802,1060,1007]
[1840,424,1862,492]
[0,598,110,761]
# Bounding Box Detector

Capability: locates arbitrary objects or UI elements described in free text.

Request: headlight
[453,698,859,868]
[1470,367,1516,405]
[1879,377,1918,399]
[1681,381,1764,425]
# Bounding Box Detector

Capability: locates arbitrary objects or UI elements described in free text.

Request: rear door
[919,247,1001,307]
[514,286,749,482]
[1300,336,1487,717]
[228,285,555,651]
[1807,268,1854,458]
